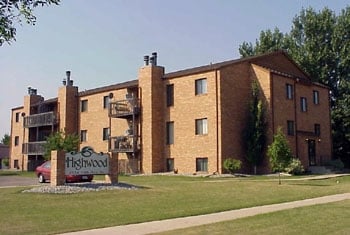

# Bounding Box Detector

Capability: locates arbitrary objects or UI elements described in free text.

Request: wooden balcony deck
[23,112,58,128]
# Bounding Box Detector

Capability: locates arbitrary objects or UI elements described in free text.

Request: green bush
[285,158,304,175]
[325,159,344,170]
[223,158,242,174]
[2,158,9,167]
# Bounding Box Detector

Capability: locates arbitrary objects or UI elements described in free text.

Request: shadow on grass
[288,183,333,187]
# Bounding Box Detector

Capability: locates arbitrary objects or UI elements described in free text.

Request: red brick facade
[9,51,332,174]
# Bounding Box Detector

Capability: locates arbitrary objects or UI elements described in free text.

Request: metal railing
[22,141,46,155]
[109,99,140,117]
[110,135,139,153]
[23,112,58,128]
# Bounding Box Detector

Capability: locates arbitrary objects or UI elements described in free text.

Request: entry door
[308,139,316,166]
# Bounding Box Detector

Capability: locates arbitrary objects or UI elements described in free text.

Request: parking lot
[0,175,39,187]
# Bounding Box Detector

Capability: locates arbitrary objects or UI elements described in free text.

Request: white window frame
[195,118,208,135]
[195,78,207,95]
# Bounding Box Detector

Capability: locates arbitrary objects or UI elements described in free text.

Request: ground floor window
[196,158,208,172]
[166,158,174,172]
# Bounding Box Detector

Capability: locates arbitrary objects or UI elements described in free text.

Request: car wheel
[38,174,45,183]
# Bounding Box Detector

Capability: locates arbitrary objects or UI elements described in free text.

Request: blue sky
[1,0,348,138]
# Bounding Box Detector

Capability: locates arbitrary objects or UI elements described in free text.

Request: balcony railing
[110,135,139,153]
[22,141,46,155]
[109,99,140,118]
[23,112,58,128]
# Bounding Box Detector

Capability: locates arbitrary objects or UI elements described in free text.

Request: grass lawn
[156,199,350,235]
[0,174,349,235]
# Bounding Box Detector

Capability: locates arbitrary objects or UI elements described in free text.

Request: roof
[164,50,311,82]
[79,80,138,97]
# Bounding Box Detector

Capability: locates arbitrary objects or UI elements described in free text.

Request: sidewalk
[62,192,350,235]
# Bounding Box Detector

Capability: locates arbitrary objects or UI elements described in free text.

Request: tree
[239,7,350,167]
[44,131,79,159]
[1,133,10,145]
[244,80,266,174]
[267,127,293,173]
[0,0,60,46]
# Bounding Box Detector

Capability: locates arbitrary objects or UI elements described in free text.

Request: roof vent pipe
[144,55,149,66]
[151,52,157,66]
[65,71,73,86]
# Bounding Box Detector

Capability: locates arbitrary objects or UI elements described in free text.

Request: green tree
[44,131,79,159]
[244,80,266,174]
[267,127,293,173]
[1,133,10,145]
[0,0,60,45]
[239,7,350,167]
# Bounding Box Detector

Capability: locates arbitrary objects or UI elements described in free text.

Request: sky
[1,0,349,139]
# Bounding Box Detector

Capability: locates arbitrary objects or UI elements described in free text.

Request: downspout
[294,79,299,158]
[270,73,275,135]
[215,69,219,173]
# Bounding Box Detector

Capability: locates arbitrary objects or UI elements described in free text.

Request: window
[195,78,207,95]
[315,124,321,136]
[14,136,19,146]
[287,120,295,136]
[80,130,87,142]
[196,158,208,172]
[103,96,109,109]
[166,158,174,172]
[81,100,88,112]
[103,128,110,141]
[286,84,293,100]
[195,118,208,135]
[166,122,174,145]
[15,112,20,122]
[166,84,174,107]
[313,90,319,104]
[300,97,307,112]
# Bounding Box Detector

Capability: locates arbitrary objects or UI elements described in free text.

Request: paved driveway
[0,175,39,187]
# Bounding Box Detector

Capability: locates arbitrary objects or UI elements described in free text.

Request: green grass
[156,199,350,235]
[0,175,349,235]
[0,170,34,177]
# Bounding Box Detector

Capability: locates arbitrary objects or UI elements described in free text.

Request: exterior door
[308,139,316,166]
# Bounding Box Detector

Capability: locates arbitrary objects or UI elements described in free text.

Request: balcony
[109,99,140,118]
[23,112,58,128]
[22,141,46,155]
[110,135,139,153]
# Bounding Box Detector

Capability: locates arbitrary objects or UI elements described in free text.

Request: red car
[35,161,93,183]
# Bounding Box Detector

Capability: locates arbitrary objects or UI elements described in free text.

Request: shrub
[223,158,242,174]
[2,159,9,167]
[325,159,344,170]
[285,158,304,175]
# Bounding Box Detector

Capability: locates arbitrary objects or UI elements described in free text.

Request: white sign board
[65,147,109,175]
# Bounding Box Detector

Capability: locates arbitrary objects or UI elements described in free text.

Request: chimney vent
[144,55,149,66]
[151,52,157,66]
[64,71,73,86]
[28,87,37,95]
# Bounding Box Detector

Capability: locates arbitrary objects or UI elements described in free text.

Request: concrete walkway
[62,192,350,235]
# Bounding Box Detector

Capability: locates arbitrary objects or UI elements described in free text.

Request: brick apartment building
[9,50,332,174]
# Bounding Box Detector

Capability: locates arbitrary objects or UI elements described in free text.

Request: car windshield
[43,161,51,169]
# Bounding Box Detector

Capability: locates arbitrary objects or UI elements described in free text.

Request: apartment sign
[65,147,109,175]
